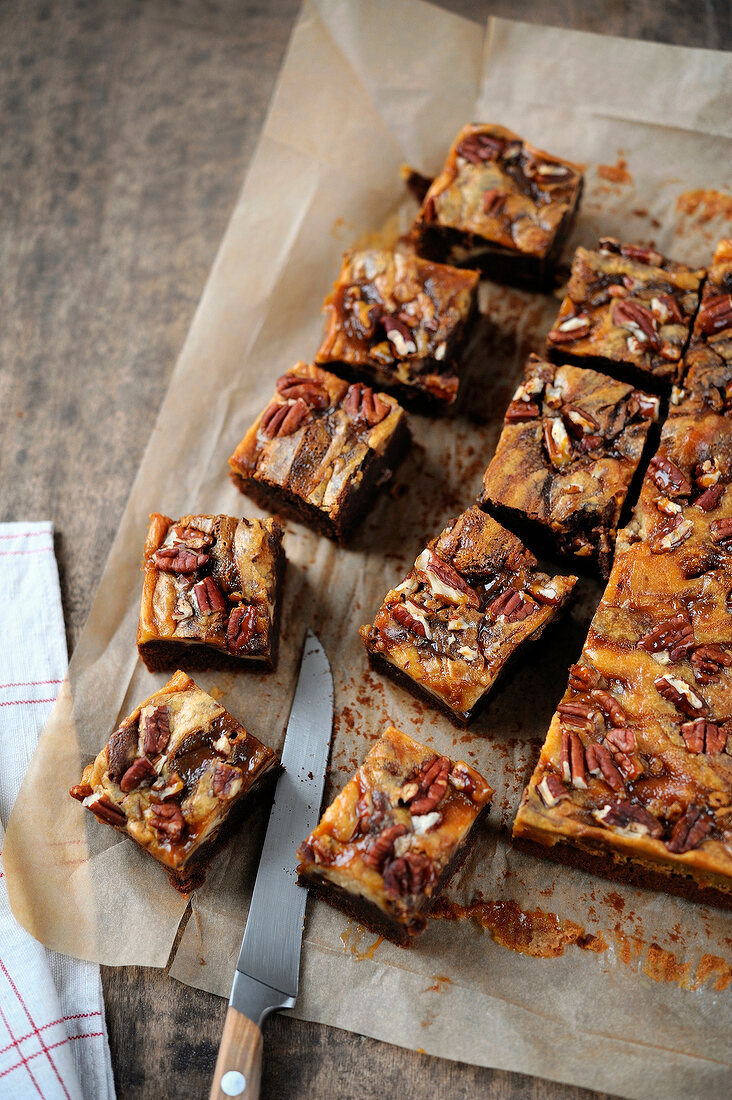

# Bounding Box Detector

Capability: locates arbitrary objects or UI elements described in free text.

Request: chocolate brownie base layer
[512,834,732,912]
[232,416,410,544]
[365,649,475,728]
[481,500,616,580]
[546,347,678,395]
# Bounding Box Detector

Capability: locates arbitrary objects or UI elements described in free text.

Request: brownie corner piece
[228,362,410,542]
[479,354,660,578]
[546,237,705,392]
[69,670,281,892]
[413,123,583,289]
[297,725,492,946]
[314,248,478,408]
[360,506,577,725]
[136,512,285,673]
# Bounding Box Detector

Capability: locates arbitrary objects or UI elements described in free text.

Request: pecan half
[142,705,171,757]
[593,800,662,837]
[487,587,535,623]
[690,644,731,684]
[505,399,540,422]
[647,456,692,497]
[414,549,479,608]
[590,689,627,728]
[391,600,431,639]
[543,417,574,469]
[148,801,186,843]
[383,851,435,897]
[694,483,724,512]
[342,383,390,426]
[681,719,727,755]
[612,300,661,349]
[557,700,599,732]
[560,730,587,789]
[666,806,712,854]
[226,605,259,652]
[710,518,732,545]
[604,727,635,754]
[654,675,707,717]
[585,743,625,792]
[568,664,601,692]
[211,762,242,798]
[107,723,139,780]
[537,773,569,807]
[193,576,227,614]
[456,132,505,163]
[260,397,311,439]
[547,314,591,343]
[482,188,504,216]
[85,794,126,827]
[363,824,408,870]
[407,756,450,816]
[120,755,157,793]
[637,612,694,661]
[275,372,329,408]
[153,546,210,574]
[697,293,732,336]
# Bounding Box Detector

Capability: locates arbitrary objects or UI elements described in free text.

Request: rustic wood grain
[1,2,729,1097]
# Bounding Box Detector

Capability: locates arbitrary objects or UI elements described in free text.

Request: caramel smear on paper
[676,188,732,223]
[340,920,384,961]
[432,898,608,958]
[597,155,633,185]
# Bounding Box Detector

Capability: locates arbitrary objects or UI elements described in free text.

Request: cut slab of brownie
[70,671,280,893]
[546,237,705,392]
[478,354,659,578]
[412,123,584,289]
[513,339,732,907]
[137,512,284,673]
[676,237,732,414]
[314,248,478,407]
[297,725,492,947]
[360,507,577,726]
[229,362,409,542]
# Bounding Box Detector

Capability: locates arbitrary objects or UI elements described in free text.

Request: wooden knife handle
[209,1006,262,1100]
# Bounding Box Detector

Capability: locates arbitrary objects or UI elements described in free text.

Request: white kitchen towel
[0,523,115,1100]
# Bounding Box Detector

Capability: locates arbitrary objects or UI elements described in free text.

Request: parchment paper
[6,3,732,1097]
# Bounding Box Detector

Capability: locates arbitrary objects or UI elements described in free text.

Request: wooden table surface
[2,1,730,1097]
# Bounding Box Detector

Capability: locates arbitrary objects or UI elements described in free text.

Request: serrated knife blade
[209,629,333,1100]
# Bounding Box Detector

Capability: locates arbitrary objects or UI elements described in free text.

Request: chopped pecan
[342,383,390,426]
[524,158,573,184]
[85,794,126,827]
[543,417,574,469]
[585,743,625,792]
[70,783,93,801]
[142,705,171,757]
[647,456,692,497]
[487,587,535,623]
[557,700,599,732]
[637,613,694,661]
[356,788,391,836]
[593,800,662,837]
[690,644,731,684]
[697,293,732,336]
[275,372,329,409]
[649,516,694,554]
[391,600,431,639]
[211,762,242,798]
[226,605,259,652]
[547,314,591,343]
[563,404,600,437]
[120,755,157,794]
[363,824,408,870]
[148,801,186,843]
[612,300,661,349]
[681,719,727,755]
[448,764,476,796]
[170,525,214,550]
[560,730,587,789]
[537,773,569,807]
[568,664,601,692]
[654,674,707,717]
[590,689,627,727]
[414,549,479,608]
[694,483,724,512]
[650,294,684,324]
[383,851,436,897]
[193,576,227,614]
[694,460,721,489]
[107,723,139,780]
[482,188,504,216]
[383,316,417,356]
[666,806,712,854]
[598,239,664,267]
[260,397,311,439]
[407,756,450,816]
[710,518,732,545]
[153,546,210,574]
[505,399,540,422]
[456,132,505,163]
[604,727,635,754]
[628,391,660,421]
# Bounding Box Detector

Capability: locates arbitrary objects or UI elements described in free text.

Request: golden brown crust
[361,507,577,722]
[297,726,492,945]
[70,671,280,891]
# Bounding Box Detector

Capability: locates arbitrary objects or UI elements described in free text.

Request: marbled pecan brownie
[137,512,284,673]
[70,671,280,892]
[412,123,583,288]
[360,507,577,725]
[297,725,492,946]
[479,354,659,578]
[314,249,478,407]
[546,237,705,392]
[229,362,409,542]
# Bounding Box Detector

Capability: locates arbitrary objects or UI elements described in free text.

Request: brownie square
[228,362,409,542]
[314,248,478,407]
[677,237,732,412]
[412,123,584,289]
[297,725,492,947]
[70,671,281,893]
[360,507,577,726]
[137,512,284,674]
[546,237,705,392]
[478,354,659,578]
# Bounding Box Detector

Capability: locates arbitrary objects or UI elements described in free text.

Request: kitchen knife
[209,629,334,1100]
